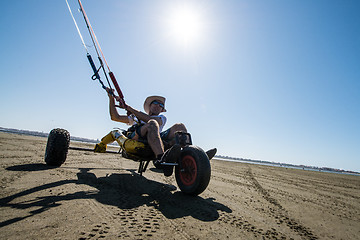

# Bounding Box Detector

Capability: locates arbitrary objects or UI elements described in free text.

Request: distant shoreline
[1,126,359,176]
[0,127,116,146]
[213,157,360,176]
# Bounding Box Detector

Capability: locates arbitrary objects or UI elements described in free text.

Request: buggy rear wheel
[175,146,211,195]
[44,128,70,167]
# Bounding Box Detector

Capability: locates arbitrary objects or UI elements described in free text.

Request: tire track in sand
[75,171,190,240]
[246,167,317,240]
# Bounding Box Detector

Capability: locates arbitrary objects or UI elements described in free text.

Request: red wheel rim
[179,155,197,186]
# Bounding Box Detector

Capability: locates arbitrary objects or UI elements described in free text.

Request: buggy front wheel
[175,146,211,196]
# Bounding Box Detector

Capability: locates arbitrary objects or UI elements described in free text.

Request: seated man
[95,88,216,176]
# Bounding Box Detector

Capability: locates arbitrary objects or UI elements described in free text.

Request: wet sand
[1,132,359,239]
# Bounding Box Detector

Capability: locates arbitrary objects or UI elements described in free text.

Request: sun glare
[165,4,205,48]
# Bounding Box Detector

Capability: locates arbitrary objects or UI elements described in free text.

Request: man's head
[144,96,166,115]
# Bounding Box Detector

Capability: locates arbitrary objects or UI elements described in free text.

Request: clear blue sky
[1,0,359,172]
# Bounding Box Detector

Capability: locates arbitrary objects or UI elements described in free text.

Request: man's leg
[94,131,116,153]
[140,120,181,176]
[164,123,187,146]
[139,120,164,157]
[162,124,217,160]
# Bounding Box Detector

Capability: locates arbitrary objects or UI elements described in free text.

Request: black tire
[44,128,70,167]
[175,145,211,196]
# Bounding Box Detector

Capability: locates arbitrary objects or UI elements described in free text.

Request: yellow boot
[110,130,153,158]
[94,131,116,153]
[94,143,107,153]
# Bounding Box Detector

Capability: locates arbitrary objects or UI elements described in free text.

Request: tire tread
[44,128,70,167]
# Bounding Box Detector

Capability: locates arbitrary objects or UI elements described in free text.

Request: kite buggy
[44,128,212,196]
[43,0,213,196]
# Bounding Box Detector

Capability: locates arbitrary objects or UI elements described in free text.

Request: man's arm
[107,88,163,126]
[107,90,130,123]
[126,106,163,126]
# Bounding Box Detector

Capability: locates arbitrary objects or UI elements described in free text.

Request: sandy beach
[0,132,359,239]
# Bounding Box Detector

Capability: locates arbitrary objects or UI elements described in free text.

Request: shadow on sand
[1,164,232,228]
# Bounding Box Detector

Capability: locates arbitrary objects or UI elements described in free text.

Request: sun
[165,4,205,48]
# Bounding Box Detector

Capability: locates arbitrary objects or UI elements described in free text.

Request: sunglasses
[151,100,165,108]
